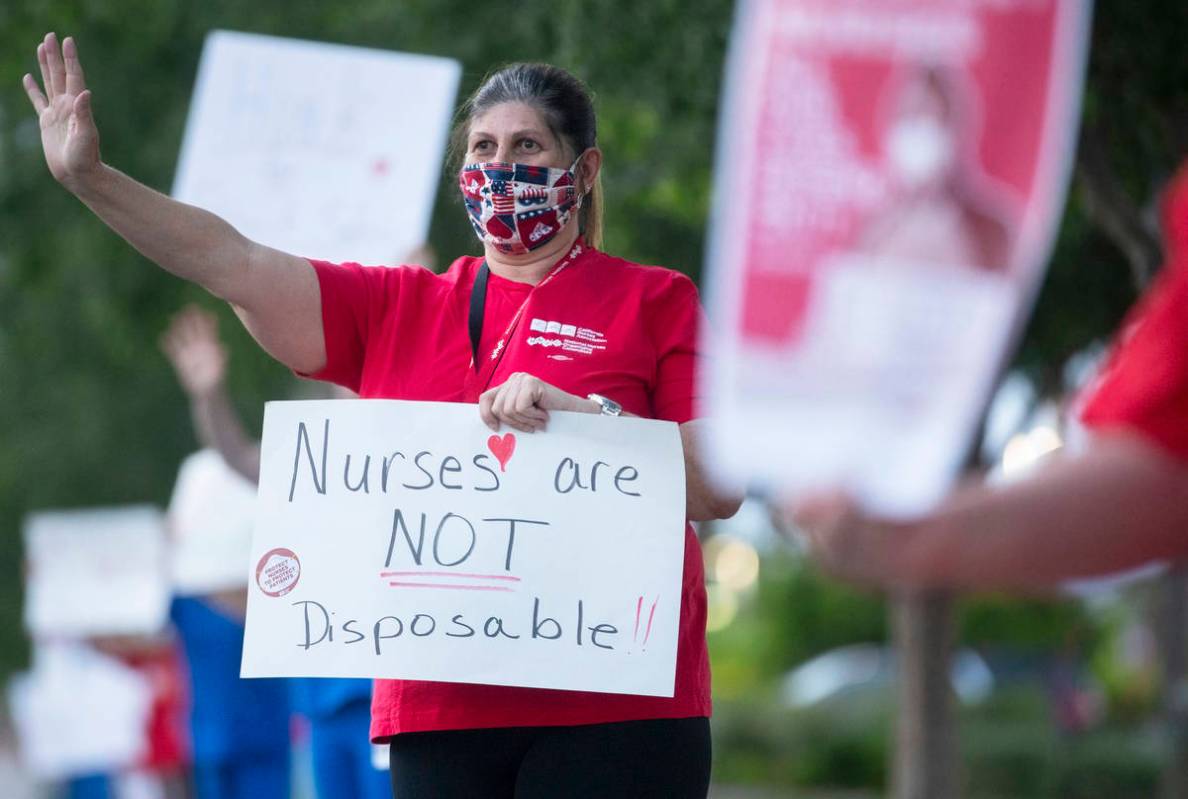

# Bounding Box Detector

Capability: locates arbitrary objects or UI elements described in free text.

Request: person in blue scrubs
[162,306,386,799]
[291,679,389,799]
[170,595,291,799]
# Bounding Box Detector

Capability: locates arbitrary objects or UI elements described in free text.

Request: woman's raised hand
[22,33,101,188]
[160,305,229,399]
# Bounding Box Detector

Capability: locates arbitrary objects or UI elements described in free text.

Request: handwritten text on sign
[241,400,686,697]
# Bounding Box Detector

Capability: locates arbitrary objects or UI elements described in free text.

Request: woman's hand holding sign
[479,374,744,523]
[479,372,598,433]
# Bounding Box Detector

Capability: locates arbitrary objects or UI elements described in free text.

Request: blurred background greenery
[2,1,1187,796]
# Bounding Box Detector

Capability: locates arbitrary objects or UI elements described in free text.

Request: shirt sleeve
[1079,265,1188,462]
[302,259,394,392]
[1079,163,1188,461]
[648,272,706,424]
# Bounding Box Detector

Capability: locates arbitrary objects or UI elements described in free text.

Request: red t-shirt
[306,240,712,737]
[121,645,189,773]
[1080,164,1188,460]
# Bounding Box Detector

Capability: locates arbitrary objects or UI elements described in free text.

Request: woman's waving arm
[22,33,326,374]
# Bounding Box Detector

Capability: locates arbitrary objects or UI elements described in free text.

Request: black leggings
[389,716,711,798]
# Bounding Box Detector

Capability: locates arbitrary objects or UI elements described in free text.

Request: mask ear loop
[570,148,594,211]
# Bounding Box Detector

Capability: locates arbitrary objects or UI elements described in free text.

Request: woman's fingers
[62,36,86,96]
[478,388,500,431]
[73,90,94,130]
[36,42,53,102]
[478,374,559,432]
[503,378,548,431]
[491,383,535,433]
[43,33,67,99]
[22,74,48,114]
[494,378,547,432]
[511,382,549,428]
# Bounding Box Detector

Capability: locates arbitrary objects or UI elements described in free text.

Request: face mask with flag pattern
[459,156,585,255]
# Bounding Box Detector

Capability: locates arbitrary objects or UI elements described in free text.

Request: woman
[24,32,739,797]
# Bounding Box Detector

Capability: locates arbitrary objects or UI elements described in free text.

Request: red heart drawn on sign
[487,433,516,472]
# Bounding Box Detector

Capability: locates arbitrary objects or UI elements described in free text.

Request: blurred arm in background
[160,305,262,483]
[792,432,1188,591]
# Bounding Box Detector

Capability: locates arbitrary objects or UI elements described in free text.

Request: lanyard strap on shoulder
[468,260,490,371]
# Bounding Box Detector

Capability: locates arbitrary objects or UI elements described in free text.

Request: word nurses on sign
[241,400,686,698]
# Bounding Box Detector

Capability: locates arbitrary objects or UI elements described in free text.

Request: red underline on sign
[388,581,516,592]
[379,571,521,582]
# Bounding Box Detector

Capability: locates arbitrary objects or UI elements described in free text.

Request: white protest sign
[173,30,461,264]
[168,449,258,595]
[8,642,152,779]
[242,400,686,697]
[23,506,170,638]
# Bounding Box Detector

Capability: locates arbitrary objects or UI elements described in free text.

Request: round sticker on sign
[255,548,301,597]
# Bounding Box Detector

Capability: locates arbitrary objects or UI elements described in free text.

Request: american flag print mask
[459,158,583,255]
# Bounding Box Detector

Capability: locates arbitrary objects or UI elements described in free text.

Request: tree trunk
[892,589,959,799]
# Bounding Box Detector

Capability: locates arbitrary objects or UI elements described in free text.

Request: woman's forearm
[891,433,1188,589]
[71,164,253,301]
[189,382,262,484]
[71,164,325,372]
[681,420,744,522]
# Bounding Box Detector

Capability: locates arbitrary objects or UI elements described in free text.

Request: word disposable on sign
[294,596,623,655]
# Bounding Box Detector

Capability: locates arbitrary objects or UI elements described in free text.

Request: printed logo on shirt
[526,318,608,357]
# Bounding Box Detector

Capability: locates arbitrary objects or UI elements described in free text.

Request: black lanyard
[468,261,490,371]
[467,243,581,375]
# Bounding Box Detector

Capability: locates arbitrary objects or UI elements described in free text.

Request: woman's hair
[450,63,604,249]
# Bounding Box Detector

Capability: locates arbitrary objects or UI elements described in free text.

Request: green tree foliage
[0,1,1184,682]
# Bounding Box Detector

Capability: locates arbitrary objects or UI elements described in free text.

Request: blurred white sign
[168,449,258,595]
[9,642,152,778]
[173,30,461,264]
[242,400,686,697]
[23,506,170,637]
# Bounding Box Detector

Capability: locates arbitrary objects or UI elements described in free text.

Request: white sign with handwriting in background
[9,643,152,778]
[173,31,461,265]
[241,400,687,698]
[23,506,170,637]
